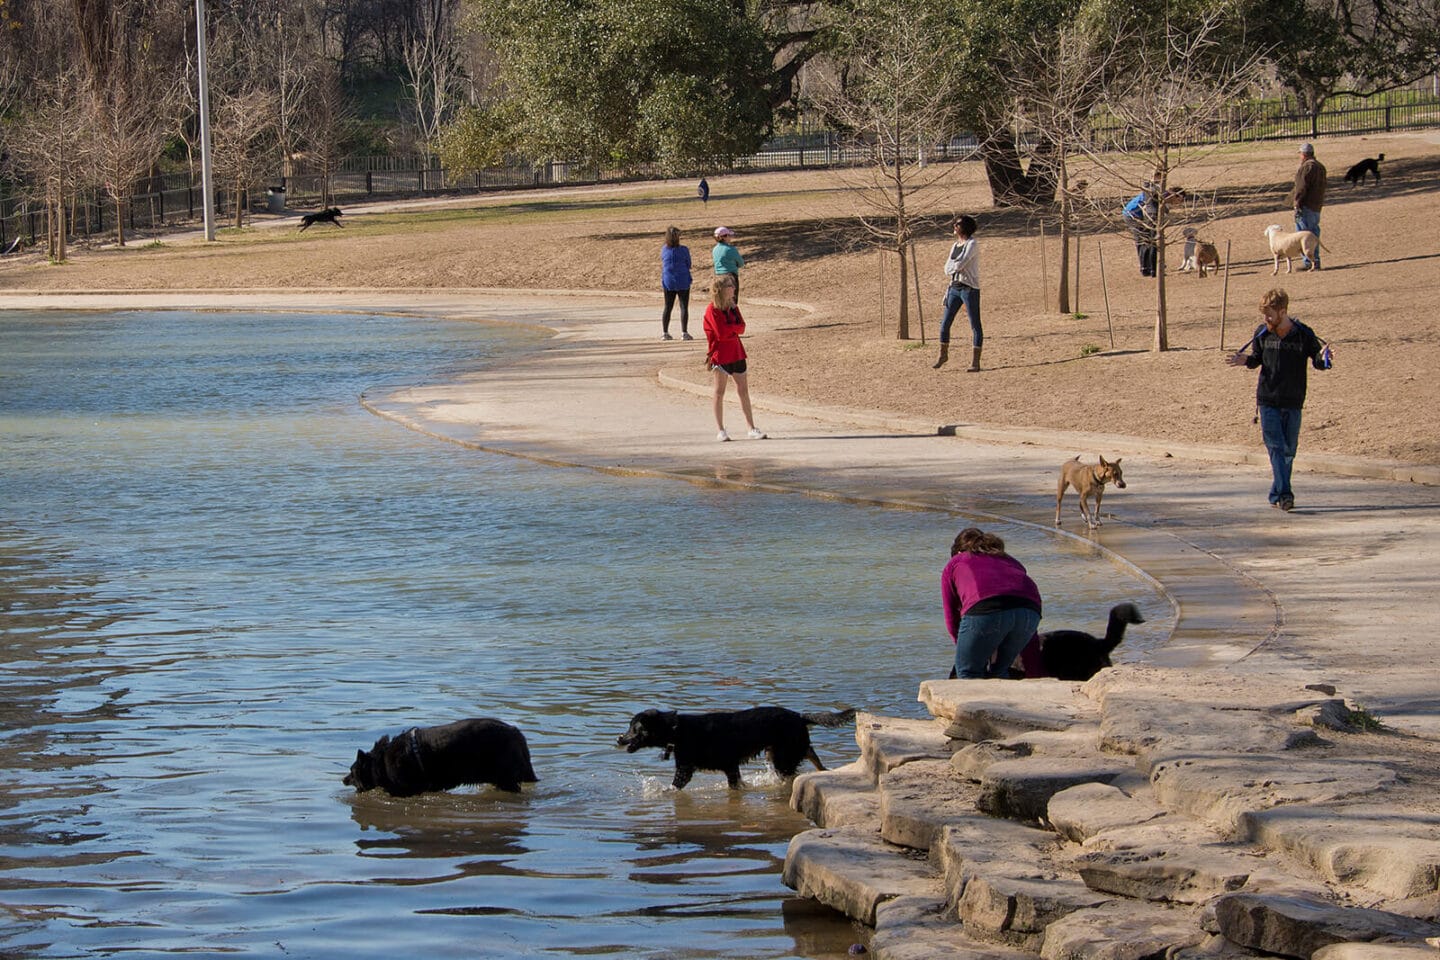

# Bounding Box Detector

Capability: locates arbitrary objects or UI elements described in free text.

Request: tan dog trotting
[1264,224,1327,274]
[1180,227,1220,277]
[1055,455,1126,528]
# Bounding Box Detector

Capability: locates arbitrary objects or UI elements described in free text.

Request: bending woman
[941,527,1042,679]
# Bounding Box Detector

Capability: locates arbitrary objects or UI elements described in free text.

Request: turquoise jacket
[712,241,744,276]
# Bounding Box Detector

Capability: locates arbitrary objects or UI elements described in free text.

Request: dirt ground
[4,131,1438,464]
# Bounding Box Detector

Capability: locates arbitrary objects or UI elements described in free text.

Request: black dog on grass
[343,718,537,797]
[298,207,344,230]
[617,706,856,789]
[1017,602,1146,681]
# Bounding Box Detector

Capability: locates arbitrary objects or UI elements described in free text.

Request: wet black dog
[1017,602,1146,681]
[343,718,537,797]
[1344,154,1384,186]
[298,207,344,230]
[617,707,856,789]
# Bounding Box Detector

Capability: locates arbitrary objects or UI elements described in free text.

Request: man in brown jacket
[1290,143,1327,269]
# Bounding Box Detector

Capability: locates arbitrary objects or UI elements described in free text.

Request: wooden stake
[1039,222,1048,313]
[909,240,927,344]
[879,247,887,335]
[1074,232,1082,315]
[1219,238,1232,349]
[1097,239,1115,349]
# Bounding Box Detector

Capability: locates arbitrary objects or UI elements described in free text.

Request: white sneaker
[747,428,767,440]
[716,430,731,442]
[681,332,694,341]
[662,333,674,340]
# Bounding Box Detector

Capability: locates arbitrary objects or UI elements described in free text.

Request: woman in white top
[933,215,982,371]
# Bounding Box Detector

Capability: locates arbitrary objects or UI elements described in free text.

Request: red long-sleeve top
[704,304,747,367]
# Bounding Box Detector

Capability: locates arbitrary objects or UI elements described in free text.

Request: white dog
[1264,224,1324,275]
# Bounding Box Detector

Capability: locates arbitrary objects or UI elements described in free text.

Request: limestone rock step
[856,711,953,782]
[933,818,1065,909]
[976,756,1133,822]
[1212,892,1440,960]
[1047,782,1166,843]
[951,728,1106,781]
[1039,900,1207,960]
[1242,803,1440,899]
[871,895,1035,960]
[879,758,983,851]
[783,826,938,926]
[1098,693,1328,763]
[1313,944,1440,960]
[957,862,1114,951]
[1150,755,1398,834]
[791,760,880,829]
[919,678,1095,743]
[1072,842,1260,904]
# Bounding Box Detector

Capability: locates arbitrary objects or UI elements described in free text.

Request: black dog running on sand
[343,717,538,797]
[617,707,856,789]
[298,207,344,231]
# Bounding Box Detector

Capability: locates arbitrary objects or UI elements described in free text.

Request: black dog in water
[617,706,856,789]
[1018,602,1146,681]
[343,718,538,797]
[298,207,344,230]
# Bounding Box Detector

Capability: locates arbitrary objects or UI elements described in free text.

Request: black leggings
[662,288,690,333]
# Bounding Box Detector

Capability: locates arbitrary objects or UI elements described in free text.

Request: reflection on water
[0,310,1170,958]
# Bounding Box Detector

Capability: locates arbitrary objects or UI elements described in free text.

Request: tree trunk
[1154,188,1170,351]
[115,197,126,246]
[896,240,910,339]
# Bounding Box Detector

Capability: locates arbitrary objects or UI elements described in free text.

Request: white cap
[714,226,734,238]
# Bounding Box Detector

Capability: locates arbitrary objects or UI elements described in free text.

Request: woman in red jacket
[703,275,766,442]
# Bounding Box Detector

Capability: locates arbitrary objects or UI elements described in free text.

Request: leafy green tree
[466,0,777,171]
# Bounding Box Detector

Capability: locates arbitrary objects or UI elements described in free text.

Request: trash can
[266,187,286,214]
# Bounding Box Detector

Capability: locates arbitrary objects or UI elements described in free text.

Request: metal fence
[3,88,1437,250]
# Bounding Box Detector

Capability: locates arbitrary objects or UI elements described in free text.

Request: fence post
[366,171,373,195]
[1386,105,1392,131]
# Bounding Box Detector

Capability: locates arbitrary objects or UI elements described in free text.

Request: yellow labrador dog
[1055,455,1126,528]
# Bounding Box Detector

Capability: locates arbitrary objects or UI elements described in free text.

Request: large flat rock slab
[977,757,1133,822]
[1098,693,1325,761]
[871,895,1037,960]
[879,758,984,851]
[951,728,1106,781]
[783,827,938,926]
[1149,755,1398,833]
[1212,892,1440,959]
[1072,843,1258,903]
[1242,803,1440,899]
[856,711,953,782]
[933,817,1063,906]
[1047,782,1167,843]
[791,760,880,829]
[919,679,1094,742]
[1040,901,1207,960]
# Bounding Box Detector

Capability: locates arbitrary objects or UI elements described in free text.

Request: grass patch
[1080,343,1102,357]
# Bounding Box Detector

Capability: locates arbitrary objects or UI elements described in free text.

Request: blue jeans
[1259,404,1302,503]
[938,284,982,346]
[955,607,1041,679]
[1295,207,1321,267]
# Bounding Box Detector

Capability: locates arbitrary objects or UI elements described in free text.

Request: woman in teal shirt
[712,226,745,302]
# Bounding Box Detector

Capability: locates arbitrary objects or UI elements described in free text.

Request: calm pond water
[0,310,1171,959]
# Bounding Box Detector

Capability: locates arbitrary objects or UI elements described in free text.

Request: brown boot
[932,343,949,369]
[967,346,982,372]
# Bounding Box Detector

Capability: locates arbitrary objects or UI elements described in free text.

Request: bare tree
[813,0,964,340]
[401,0,465,147]
[1043,11,1265,350]
[9,70,90,261]
[210,83,279,228]
[302,65,355,206]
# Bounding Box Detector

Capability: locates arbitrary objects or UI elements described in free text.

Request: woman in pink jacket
[941,527,1042,679]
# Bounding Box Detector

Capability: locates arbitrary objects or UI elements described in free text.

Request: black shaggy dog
[298,207,344,230]
[343,718,538,797]
[1344,154,1384,186]
[617,706,856,789]
[1018,602,1146,681]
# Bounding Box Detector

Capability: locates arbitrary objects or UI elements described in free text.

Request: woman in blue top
[660,226,693,341]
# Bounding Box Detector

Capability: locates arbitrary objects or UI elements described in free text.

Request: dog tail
[1102,603,1146,653]
[803,708,857,727]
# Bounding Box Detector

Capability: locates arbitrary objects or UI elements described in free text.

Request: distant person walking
[711,226,744,303]
[1291,143,1327,269]
[703,274,765,442]
[1122,188,1158,277]
[697,178,709,206]
[1225,287,1332,512]
[933,215,981,371]
[941,527,1043,680]
[660,226,693,341]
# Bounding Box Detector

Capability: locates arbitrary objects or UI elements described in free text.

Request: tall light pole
[195,0,216,241]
